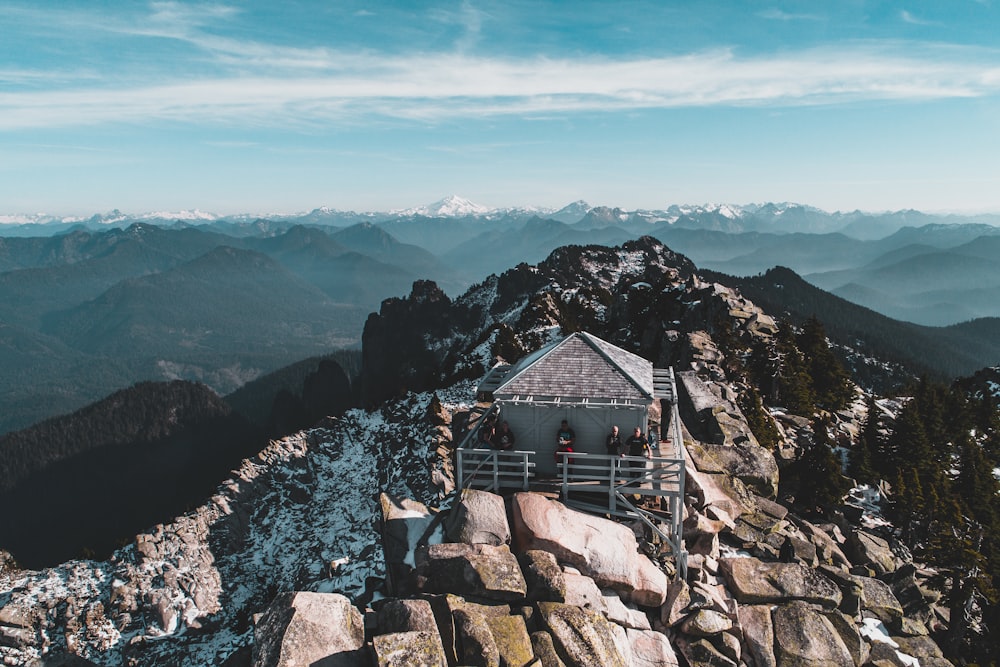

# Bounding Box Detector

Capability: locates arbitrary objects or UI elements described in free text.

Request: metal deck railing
[455,448,536,492]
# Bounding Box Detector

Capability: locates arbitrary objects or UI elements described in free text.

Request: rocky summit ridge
[0,236,960,665]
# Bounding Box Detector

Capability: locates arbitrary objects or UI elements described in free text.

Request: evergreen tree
[956,434,1000,537]
[738,384,782,451]
[883,400,934,480]
[849,394,880,484]
[974,391,1000,466]
[793,417,851,513]
[773,321,816,415]
[797,315,853,411]
[923,497,995,661]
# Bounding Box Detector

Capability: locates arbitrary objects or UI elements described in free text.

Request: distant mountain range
[3,197,1000,434]
[6,196,1000,238]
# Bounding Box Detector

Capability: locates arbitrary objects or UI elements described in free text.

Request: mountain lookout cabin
[459,331,687,575]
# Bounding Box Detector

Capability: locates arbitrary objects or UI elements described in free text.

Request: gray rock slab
[772,601,856,667]
[719,556,842,609]
[485,614,535,667]
[538,601,628,667]
[522,549,566,603]
[372,630,448,667]
[627,628,679,667]
[377,598,439,634]
[252,591,365,667]
[737,604,776,667]
[416,543,527,602]
[445,489,511,546]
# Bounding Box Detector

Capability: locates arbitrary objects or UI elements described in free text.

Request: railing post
[521,452,529,491]
[457,448,464,489]
[491,451,498,492]
[561,453,568,500]
[609,456,615,513]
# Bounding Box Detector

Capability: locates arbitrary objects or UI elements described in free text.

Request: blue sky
[3,1,1000,216]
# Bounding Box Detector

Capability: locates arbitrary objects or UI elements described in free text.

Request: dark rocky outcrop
[415,543,527,602]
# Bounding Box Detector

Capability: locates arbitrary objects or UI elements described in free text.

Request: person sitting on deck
[555,419,576,466]
[493,420,516,451]
[605,425,624,457]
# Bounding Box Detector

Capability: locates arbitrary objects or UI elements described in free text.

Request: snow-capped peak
[137,209,219,222]
[396,195,491,217]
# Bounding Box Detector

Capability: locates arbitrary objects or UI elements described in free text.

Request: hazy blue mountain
[39,246,366,392]
[0,322,134,434]
[0,235,186,329]
[872,221,1000,249]
[649,227,776,265]
[376,215,504,254]
[705,265,1000,386]
[441,216,633,279]
[835,209,940,240]
[807,240,1000,325]
[701,232,876,276]
[574,206,633,230]
[548,199,592,223]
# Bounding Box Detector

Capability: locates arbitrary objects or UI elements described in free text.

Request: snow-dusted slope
[0,386,472,665]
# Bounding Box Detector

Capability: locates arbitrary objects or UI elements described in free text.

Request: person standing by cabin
[555,419,576,466]
[478,414,496,449]
[493,420,516,451]
[626,426,651,484]
[605,425,624,456]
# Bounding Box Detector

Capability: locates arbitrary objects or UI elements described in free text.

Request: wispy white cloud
[758,8,823,21]
[900,10,937,26]
[2,44,999,131]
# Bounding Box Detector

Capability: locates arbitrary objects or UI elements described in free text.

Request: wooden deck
[455,447,687,578]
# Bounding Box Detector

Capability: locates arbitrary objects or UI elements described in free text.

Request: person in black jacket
[493,420,516,451]
[606,425,624,456]
[625,426,651,484]
[555,419,575,466]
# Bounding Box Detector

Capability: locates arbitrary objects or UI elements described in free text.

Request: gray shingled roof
[494,332,653,400]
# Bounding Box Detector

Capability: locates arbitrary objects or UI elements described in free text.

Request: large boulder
[537,602,628,667]
[682,448,756,519]
[511,493,666,605]
[686,441,779,499]
[674,635,738,667]
[453,608,500,667]
[445,489,511,546]
[422,594,509,666]
[381,493,437,596]
[252,591,365,667]
[772,601,860,667]
[631,553,669,607]
[531,630,567,667]
[415,543,527,602]
[718,557,842,609]
[737,604,776,667]
[845,530,900,576]
[377,598,439,635]
[856,576,904,624]
[372,630,448,667]
[485,614,535,667]
[521,549,567,602]
[627,628,680,667]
